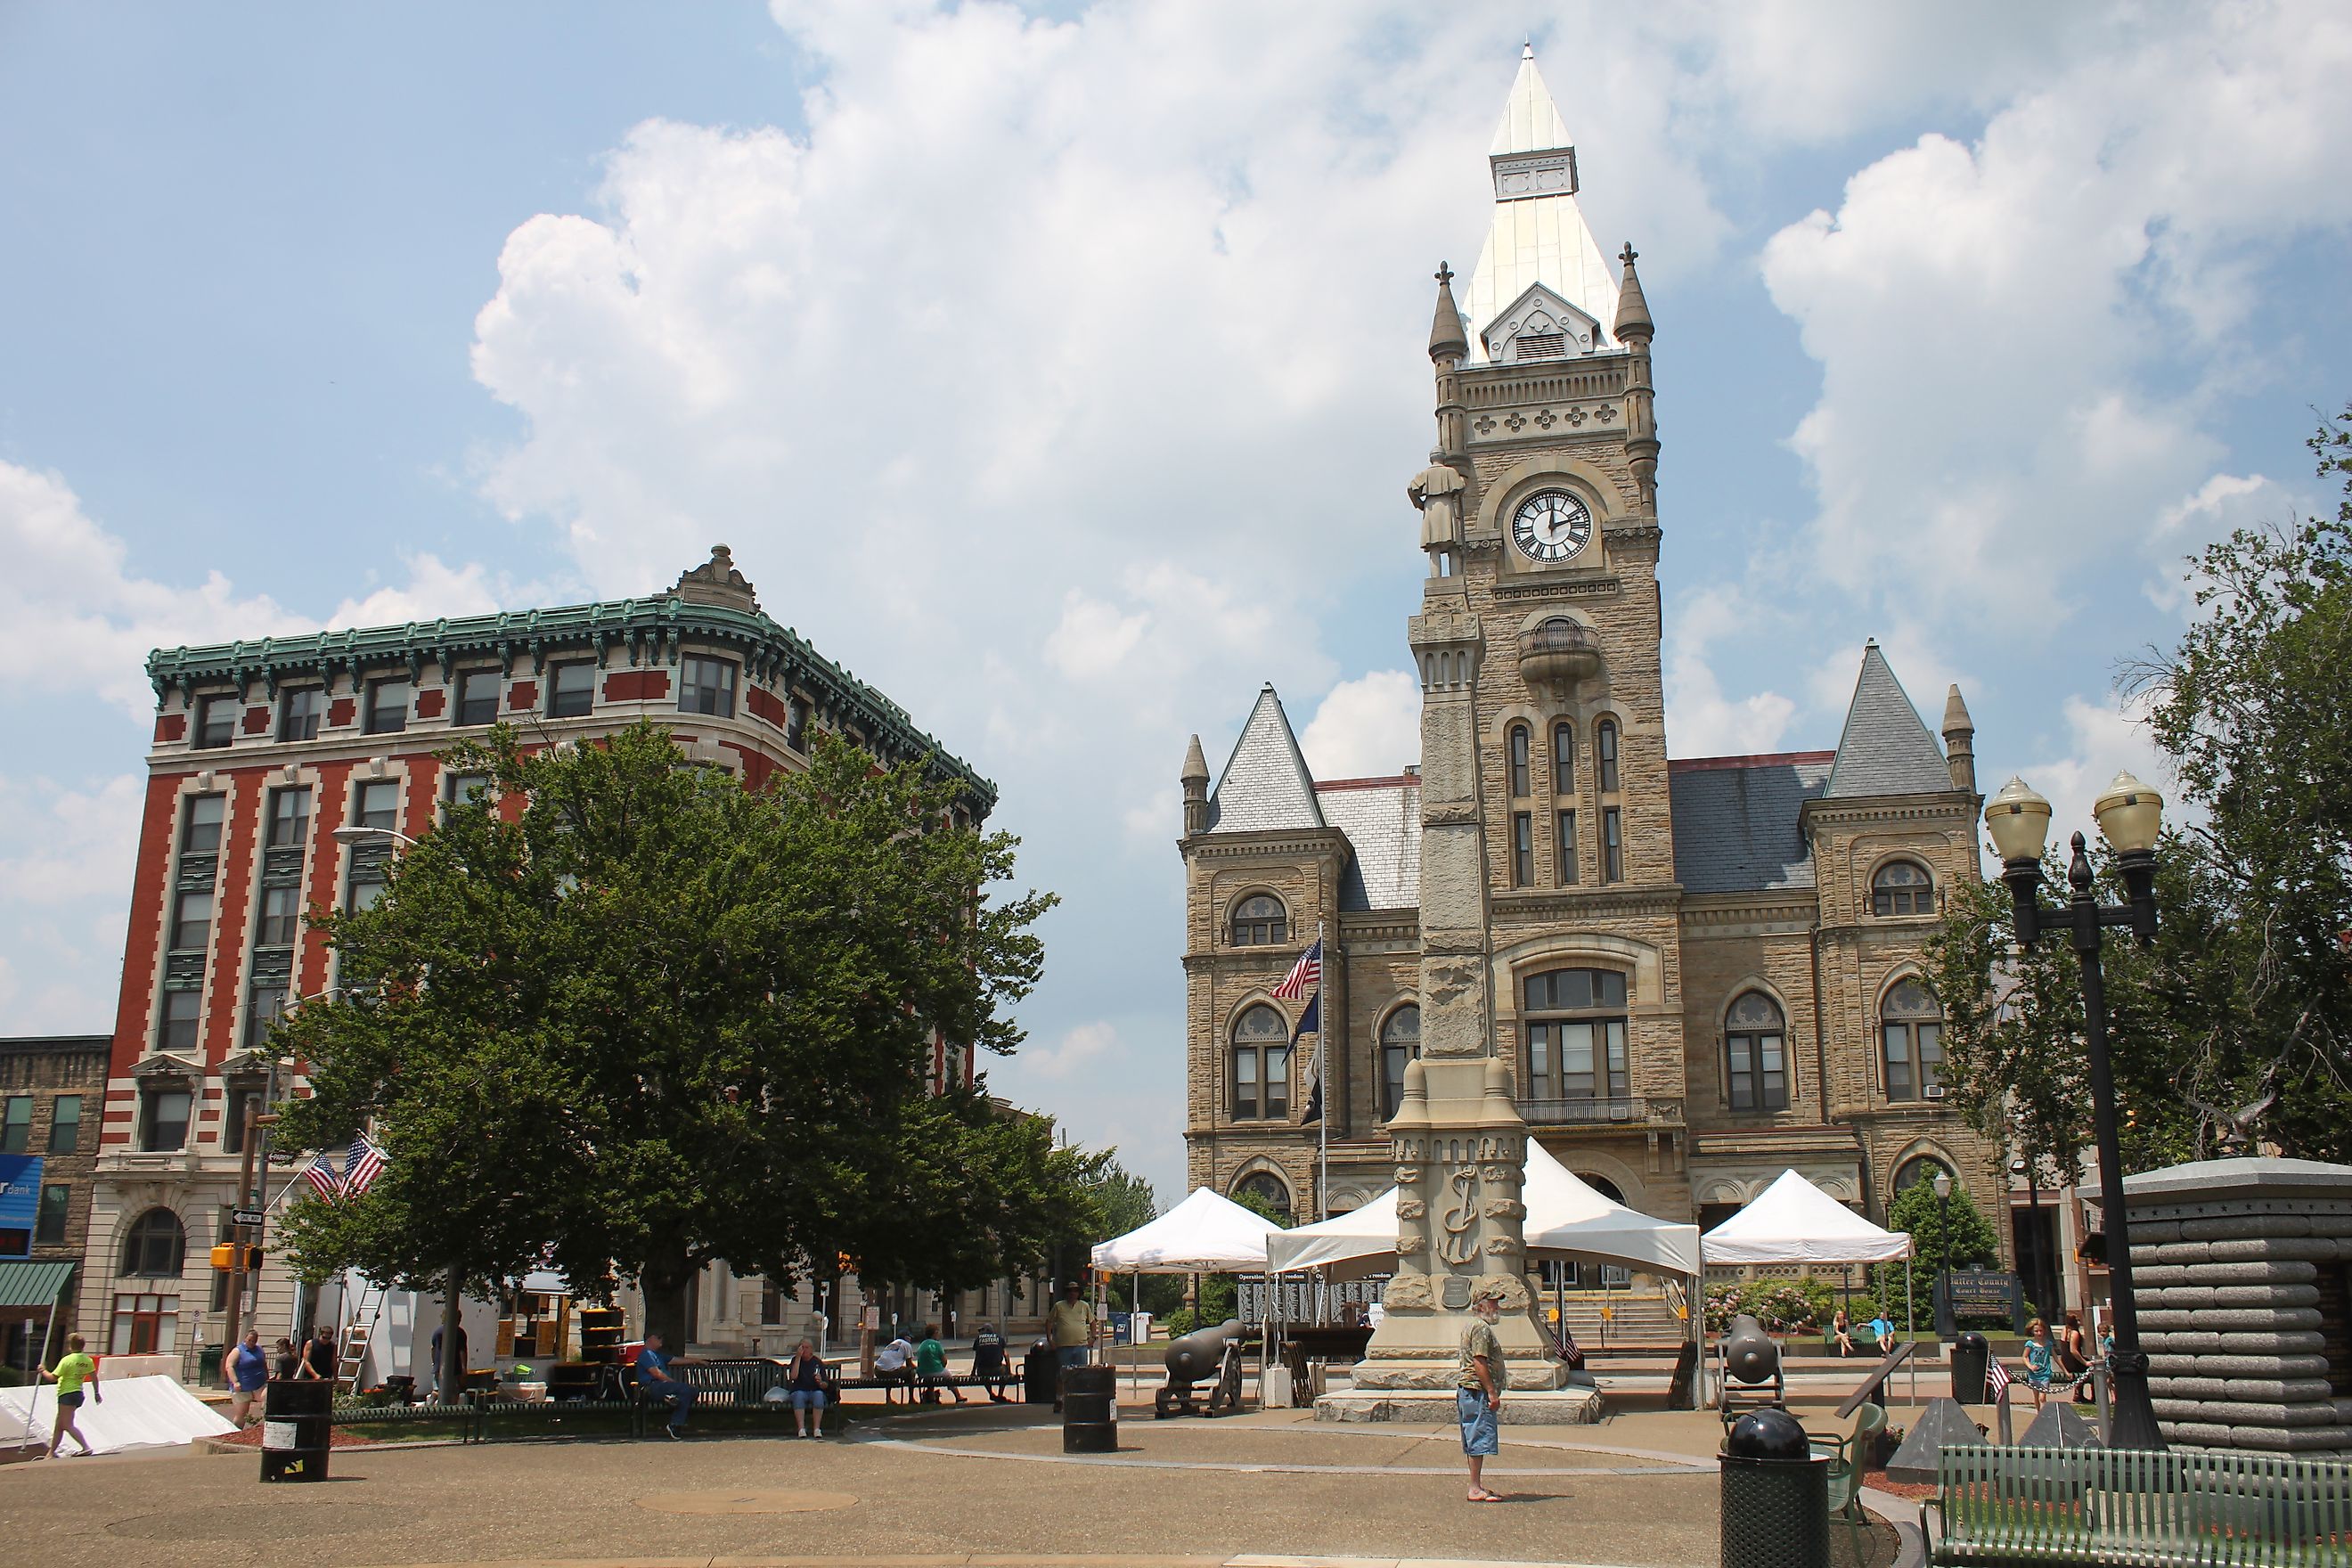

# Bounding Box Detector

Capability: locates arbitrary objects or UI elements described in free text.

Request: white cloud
[1299,670,1419,780]
[0,772,143,1033]
[1664,586,1797,757]
[1021,1019,1121,1082]
[2006,690,2170,872]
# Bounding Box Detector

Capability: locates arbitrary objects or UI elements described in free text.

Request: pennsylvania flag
[1294,992,1322,1123]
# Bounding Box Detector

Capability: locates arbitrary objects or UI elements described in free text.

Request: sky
[3,2,2348,1207]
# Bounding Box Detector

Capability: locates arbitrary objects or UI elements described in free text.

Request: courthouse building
[87,546,1036,1370]
[1180,51,2004,1271]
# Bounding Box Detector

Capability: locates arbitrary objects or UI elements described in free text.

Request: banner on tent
[1241,1277,1384,1324]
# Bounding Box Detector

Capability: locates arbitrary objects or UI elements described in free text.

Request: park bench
[1820,1323,1882,1354]
[1921,1443,2352,1566]
[822,1361,1013,1403]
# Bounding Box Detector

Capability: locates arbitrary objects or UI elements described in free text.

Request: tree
[276,721,1063,1350]
[1871,1169,2003,1331]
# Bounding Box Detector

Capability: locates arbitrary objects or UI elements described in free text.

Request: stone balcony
[1516,1095,1682,1129]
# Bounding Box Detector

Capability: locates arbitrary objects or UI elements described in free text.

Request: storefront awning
[0,1259,75,1313]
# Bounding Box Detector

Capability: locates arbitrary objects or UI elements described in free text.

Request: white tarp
[1090,1186,1285,1273]
[0,1373,237,1455]
[1265,1139,1702,1278]
[1700,1167,1915,1266]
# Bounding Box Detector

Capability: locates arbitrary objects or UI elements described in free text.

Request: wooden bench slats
[1923,1443,2352,1566]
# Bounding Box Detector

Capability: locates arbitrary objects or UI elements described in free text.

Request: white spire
[1464,48,1621,364]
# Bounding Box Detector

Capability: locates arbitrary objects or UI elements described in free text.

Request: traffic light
[209,1243,265,1272]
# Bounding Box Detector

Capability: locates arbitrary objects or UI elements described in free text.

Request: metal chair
[1809,1400,1885,1568]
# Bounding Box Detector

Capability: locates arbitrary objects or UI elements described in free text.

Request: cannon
[1154,1318,1251,1418]
[1715,1312,1785,1420]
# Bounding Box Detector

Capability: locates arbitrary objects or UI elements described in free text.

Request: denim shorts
[1456,1387,1499,1456]
[788,1388,824,1410]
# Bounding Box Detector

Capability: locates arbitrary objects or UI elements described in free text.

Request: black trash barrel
[1950,1331,1990,1405]
[1022,1339,1056,1405]
[261,1378,333,1482]
[1719,1407,1828,1568]
[1061,1363,1116,1453]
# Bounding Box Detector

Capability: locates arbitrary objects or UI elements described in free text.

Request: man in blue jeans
[1047,1283,1094,1412]
[1457,1286,1507,1503]
[636,1331,696,1438]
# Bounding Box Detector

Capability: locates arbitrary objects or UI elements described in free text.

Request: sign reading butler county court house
[0,1154,42,1258]
[1944,1269,2025,1327]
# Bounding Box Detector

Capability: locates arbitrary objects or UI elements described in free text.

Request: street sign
[232,1207,265,1228]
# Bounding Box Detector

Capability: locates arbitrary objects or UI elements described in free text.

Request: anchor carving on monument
[1437,1166,1481,1266]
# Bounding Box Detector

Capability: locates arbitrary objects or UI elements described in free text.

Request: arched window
[1522,968,1629,1106]
[1724,991,1789,1112]
[1892,1155,1949,1196]
[1230,1004,1290,1121]
[120,1207,184,1278]
[1595,718,1620,794]
[1551,722,1575,793]
[1507,724,1531,797]
[1882,978,1945,1100]
[1230,894,1287,947]
[1380,1004,1422,1118]
[1232,1171,1293,1222]
[1872,860,1934,917]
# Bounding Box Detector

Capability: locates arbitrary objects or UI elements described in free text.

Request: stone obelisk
[1343,265,1565,1399]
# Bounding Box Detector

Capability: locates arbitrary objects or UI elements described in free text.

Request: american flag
[345,1135,387,1196]
[1272,939,1323,1000]
[302,1147,344,1200]
[1987,1355,2012,1400]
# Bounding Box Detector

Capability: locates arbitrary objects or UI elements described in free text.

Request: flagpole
[1318,919,1327,1225]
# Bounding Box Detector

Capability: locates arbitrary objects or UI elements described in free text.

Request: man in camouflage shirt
[1457,1285,1507,1502]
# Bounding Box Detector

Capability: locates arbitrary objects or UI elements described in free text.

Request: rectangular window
[0,1097,29,1154]
[110,1292,181,1356]
[445,771,491,808]
[266,787,312,849]
[243,986,288,1050]
[171,889,214,952]
[1264,1045,1289,1120]
[346,864,387,913]
[1919,1024,1945,1094]
[141,1089,192,1152]
[366,678,412,734]
[457,670,502,726]
[1233,1050,1259,1121]
[256,885,300,946]
[1508,728,1531,797]
[761,1278,783,1326]
[158,989,200,1051]
[679,656,737,717]
[222,1084,262,1154]
[547,661,595,718]
[1552,724,1575,793]
[1527,1022,1555,1100]
[786,695,810,752]
[50,1095,80,1154]
[1512,812,1533,886]
[1602,807,1622,883]
[1597,723,1620,793]
[195,697,236,749]
[280,687,324,742]
[1556,810,1578,885]
[34,1184,69,1246]
[353,779,399,830]
[182,794,225,853]
[1883,1025,1915,1100]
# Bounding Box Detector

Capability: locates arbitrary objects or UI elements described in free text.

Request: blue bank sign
[0,1154,42,1258]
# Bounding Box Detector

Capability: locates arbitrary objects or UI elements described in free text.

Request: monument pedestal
[1316,1385,1604,1425]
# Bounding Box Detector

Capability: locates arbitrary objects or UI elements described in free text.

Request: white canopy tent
[1699,1168,1914,1266]
[1267,1139,1701,1278]
[1091,1186,1284,1274]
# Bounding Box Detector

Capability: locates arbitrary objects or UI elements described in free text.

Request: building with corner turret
[1178,50,2004,1287]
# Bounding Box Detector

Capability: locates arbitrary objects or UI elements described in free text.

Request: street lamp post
[1985,769,2168,1451]
[1931,1169,1956,1340]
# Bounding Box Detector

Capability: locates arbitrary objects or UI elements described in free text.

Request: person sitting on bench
[873,1331,918,1404]
[971,1322,1013,1403]
[915,1325,964,1404]
[635,1331,697,1439]
[1867,1310,1896,1352]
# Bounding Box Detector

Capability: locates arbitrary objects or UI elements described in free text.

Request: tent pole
[1906,1256,1916,1406]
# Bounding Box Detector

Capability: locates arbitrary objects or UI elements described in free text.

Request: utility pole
[218,1058,285,1379]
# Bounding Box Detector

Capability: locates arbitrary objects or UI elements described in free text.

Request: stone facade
[0,1034,109,1369]
[2096,1158,2352,1453]
[1179,51,2002,1257]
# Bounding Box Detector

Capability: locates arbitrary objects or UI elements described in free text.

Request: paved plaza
[0,1398,1907,1568]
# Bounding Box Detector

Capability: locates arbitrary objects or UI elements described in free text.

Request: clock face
[1511,490,1594,564]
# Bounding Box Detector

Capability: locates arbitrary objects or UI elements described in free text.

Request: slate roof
[1825,642,1956,798]
[1316,777,1423,911]
[1668,752,1833,894]
[1205,685,1324,834]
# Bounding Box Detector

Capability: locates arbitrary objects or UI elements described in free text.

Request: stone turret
[1614,244,1659,512]
[1180,733,1211,835]
[1941,684,1977,795]
[1428,264,1471,471]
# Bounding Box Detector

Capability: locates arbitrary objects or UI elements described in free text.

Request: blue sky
[4,2,2348,1205]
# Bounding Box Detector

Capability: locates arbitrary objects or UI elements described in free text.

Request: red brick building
[86,547,996,1364]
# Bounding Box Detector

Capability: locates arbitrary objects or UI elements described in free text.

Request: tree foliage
[275,722,1071,1341]
[1929,404,2352,1169]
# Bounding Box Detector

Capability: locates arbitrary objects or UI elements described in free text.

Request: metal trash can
[1950,1331,1990,1405]
[261,1377,333,1482]
[1060,1363,1116,1453]
[1719,1407,1828,1568]
[1022,1339,1056,1405]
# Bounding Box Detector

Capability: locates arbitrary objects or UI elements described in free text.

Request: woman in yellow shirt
[39,1333,102,1458]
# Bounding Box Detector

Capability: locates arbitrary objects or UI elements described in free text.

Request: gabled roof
[1825,643,1956,798]
[1464,48,1619,365]
[1205,685,1324,834]
[1315,775,1421,911]
[1669,753,1833,894]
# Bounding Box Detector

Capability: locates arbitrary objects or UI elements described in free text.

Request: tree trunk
[439,1262,465,1401]
[641,1245,695,1349]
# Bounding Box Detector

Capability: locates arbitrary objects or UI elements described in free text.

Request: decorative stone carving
[1384,1276,1435,1312]
[1486,1237,1523,1257]
[1397,1196,1426,1221]
[1482,1197,1526,1221]
[1393,1165,1422,1186]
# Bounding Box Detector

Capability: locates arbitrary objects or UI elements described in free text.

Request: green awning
[0,1259,75,1311]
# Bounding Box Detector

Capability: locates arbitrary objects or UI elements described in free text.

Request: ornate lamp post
[1984,769,2168,1450]
[1931,1169,1956,1339]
